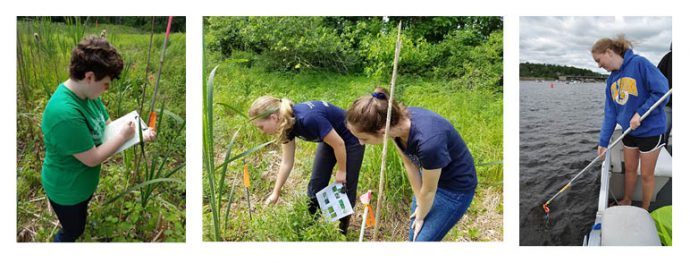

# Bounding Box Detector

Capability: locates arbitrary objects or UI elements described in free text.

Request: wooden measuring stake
[372,21,403,241]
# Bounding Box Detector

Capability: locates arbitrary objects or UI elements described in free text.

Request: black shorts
[622,134,666,153]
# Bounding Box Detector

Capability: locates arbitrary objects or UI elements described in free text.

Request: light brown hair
[346,87,408,135]
[591,34,633,57]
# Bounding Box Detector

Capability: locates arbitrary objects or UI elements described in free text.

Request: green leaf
[218,128,240,216]
[154,108,185,125]
[217,103,249,119]
[215,140,274,171]
[203,65,221,241]
[105,178,182,205]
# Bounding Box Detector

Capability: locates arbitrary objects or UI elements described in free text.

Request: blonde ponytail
[249,96,295,143]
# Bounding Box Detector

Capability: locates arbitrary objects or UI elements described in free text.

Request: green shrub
[205,16,503,81]
[206,17,357,72]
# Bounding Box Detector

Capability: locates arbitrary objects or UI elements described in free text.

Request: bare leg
[639,148,661,210]
[622,147,640,206]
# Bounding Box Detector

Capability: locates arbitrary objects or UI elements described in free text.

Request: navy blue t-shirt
[287,101,359,146]
[393,107,477,192]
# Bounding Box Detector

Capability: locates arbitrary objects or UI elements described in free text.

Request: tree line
[520,62,607,79]
[18,16,186,33]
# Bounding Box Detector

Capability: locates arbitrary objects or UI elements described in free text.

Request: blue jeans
[409,187,474,241]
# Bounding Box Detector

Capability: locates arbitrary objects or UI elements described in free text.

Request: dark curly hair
[69,36,124,81]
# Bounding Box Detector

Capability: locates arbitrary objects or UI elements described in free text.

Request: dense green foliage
[18,16,186,33]
[203,16,503,241]
[16,17,186,242]
[205,17,503,92]
[520,62,607,79]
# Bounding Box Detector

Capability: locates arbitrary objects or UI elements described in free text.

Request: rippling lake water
[519,80,607,246]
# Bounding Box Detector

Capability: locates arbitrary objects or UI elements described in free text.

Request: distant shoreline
[520,77,606,83]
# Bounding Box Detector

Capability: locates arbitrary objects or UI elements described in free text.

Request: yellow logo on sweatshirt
[610,77,638,105]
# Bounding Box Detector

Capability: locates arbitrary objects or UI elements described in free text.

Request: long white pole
[359,206,368,242]
[543,89,672,208]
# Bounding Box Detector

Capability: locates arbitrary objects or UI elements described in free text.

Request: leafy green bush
[207,17,357,72]
[205,16,503,82]
[434,30,503,92]
[359,30,436,80]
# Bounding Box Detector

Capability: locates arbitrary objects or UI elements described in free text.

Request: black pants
[307,142,365,234]
[49,195,92,242]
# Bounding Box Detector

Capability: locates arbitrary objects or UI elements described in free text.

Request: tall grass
[203,65,273,241]
[204,64,503,241]
[16,17,186,242]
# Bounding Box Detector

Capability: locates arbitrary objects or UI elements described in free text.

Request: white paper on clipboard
[315,183,353,222]
[102,110,149,154]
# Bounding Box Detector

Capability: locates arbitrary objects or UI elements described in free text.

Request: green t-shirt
[41,83,110,205]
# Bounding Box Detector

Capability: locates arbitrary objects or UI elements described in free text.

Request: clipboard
[103,110,149,154]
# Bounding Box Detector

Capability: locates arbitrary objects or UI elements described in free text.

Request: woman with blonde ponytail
[346,87,477,241]
[249,96,365,234]
[592,35,669,210]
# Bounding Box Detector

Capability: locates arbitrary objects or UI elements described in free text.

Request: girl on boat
[592,35,669,210]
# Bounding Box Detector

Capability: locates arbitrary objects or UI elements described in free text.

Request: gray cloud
[520,16,672,74]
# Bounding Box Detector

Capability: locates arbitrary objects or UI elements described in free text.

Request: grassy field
[202,64,503,241]
[16,18,186,242]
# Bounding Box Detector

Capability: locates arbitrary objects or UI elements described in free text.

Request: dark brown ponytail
[346,87,407,134]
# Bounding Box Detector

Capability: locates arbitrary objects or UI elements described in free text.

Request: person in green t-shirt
[41,36,156,242]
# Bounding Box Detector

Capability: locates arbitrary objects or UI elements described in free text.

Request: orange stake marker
[243,164,250,188]
[243,163,252,221]
[148,111,157,131]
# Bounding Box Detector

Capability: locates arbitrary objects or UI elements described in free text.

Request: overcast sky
[520,16,672,74]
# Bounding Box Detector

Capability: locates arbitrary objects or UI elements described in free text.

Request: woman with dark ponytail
[346,87,477,241]
[592,35,669,210]
[249,96,365,234]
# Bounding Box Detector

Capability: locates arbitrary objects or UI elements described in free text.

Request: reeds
[17,17,187,241]
[203,65,272,241]
[106,102,186,208]
[110,16,185,210]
